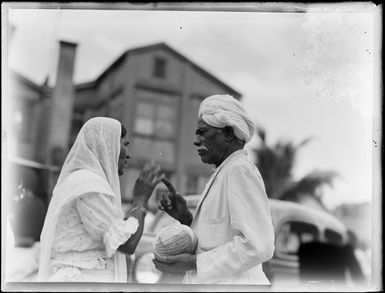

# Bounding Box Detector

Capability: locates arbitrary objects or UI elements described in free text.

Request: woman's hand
[119,162,164,255]
[132,161,164,207]
[158,178,193,226]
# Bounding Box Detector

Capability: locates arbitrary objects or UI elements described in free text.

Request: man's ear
[222,126,236,142]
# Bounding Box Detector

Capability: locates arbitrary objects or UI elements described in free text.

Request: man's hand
[153,253,197,274]
[159,178,193,225]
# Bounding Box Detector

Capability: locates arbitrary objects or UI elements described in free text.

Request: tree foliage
[253,127,338,209]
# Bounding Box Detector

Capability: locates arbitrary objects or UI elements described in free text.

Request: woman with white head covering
[38,117,164,282]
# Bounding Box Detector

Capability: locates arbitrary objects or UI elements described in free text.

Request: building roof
[11,43,242,98]
[75,42,242,98]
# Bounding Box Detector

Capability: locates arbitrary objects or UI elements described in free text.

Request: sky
[3,2,381,209]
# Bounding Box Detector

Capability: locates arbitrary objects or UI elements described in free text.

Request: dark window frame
[275,220,320,261]
[153,57,167,78]
[324,228,344,245]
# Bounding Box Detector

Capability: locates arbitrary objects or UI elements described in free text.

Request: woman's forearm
[117,200,147,255]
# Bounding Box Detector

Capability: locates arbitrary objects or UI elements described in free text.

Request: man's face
[194,118,227,167]
[118,135,131,176]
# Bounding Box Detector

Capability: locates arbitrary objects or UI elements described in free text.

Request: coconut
[153,224,198,260]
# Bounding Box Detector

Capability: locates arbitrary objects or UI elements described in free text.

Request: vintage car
[125,194,366,287]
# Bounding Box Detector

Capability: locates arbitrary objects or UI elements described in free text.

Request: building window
[134,102,155,135]
[134,90,177,139]
[324,228,343,245]
[153,57,167,78]
[275,221,320,260]
[133,88,178,164]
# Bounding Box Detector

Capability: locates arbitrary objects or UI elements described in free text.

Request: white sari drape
[38,117,128,282]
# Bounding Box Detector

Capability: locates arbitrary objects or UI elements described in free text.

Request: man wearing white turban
[154,94,275,285]
[198,94,255,144]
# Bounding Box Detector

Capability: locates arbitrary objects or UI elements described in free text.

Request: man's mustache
[197,146,208,151]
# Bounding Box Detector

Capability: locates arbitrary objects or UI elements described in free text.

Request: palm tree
[252,127,338,210]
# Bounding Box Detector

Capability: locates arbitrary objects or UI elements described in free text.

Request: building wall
[133,49,184,89]
[75,86,97,109]
[125,48,234,198]
[122,50,182,207]
[7,73,44,161]
[73,45,241,209]
[8,43,240,210]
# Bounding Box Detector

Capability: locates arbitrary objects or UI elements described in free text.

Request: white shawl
[38,117,127,282]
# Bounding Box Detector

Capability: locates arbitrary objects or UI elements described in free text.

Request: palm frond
[252,130,339,209]
[279,170,338,202]
[256,127,266,145]
[298,136,313,148]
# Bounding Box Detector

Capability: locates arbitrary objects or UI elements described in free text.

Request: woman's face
[118,133,131,176]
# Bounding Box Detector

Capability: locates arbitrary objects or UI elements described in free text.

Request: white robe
[183,149,275,284]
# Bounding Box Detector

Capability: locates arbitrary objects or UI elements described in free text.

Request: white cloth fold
[198,94,255,143]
